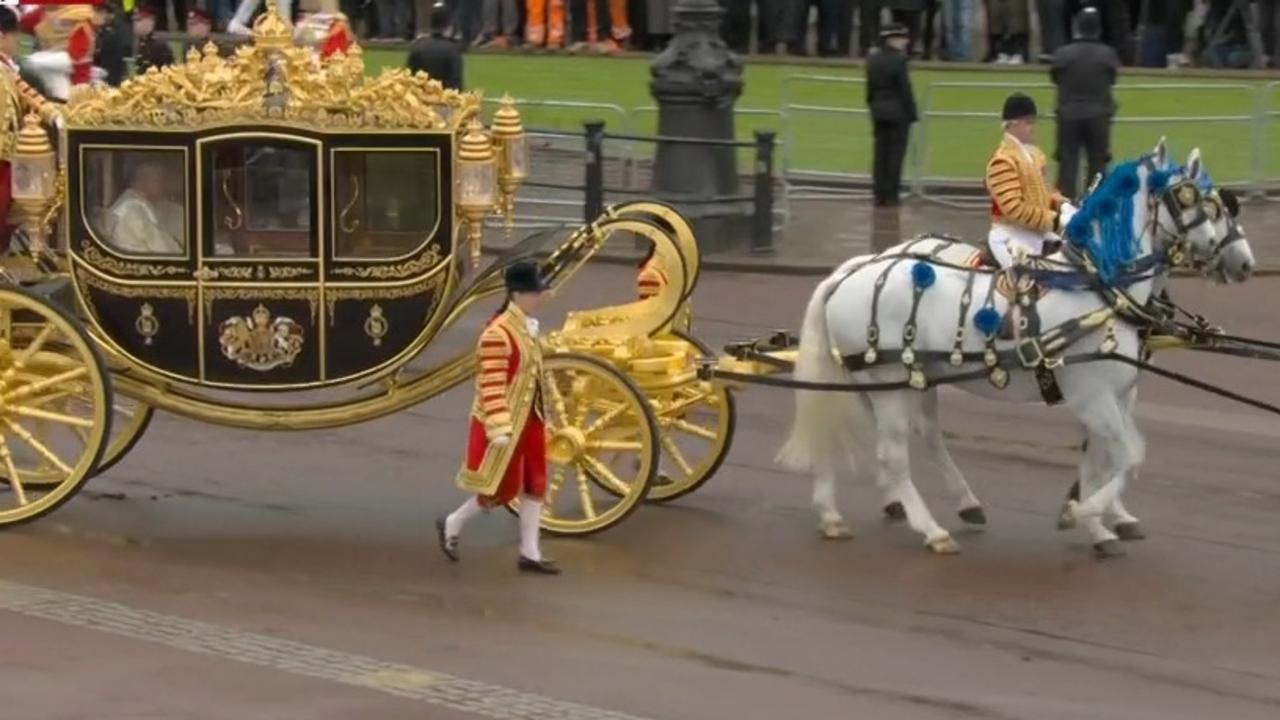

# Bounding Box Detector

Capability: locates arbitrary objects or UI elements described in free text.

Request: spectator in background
[92,2,126,87]
[644,0,675,51]
[527,0,567,49]
[1036,0,1068,59]
[569,0,617,53]
[1258,0,1280,66]
[987,0,1030,63]
[407,2,463,89]
[726,0,781,55]
[883,0,924,56]
[943,0,973,60]
[477,0,520,47]
[865,23,917,207]
[1051,7,1117,198]
[157,0,189,33]
[184,8,235,58]
[133,6,175,75]
[784,0,835,57]
[858,1,882,57]
[1095,0,1135,65]
[374,0,413,39]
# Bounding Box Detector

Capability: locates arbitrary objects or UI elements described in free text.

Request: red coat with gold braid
[19,5,97,102]
[295,11,355,59]
[458,304,547,507]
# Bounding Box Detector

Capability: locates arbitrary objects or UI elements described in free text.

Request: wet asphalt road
[2,265,1279,720]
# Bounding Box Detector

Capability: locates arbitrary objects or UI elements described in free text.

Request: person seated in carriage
[984,92,1078,268]
[103,162,185,256]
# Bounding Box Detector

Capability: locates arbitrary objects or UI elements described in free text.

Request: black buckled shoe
[435,517,459,562]
[517,556,561,575]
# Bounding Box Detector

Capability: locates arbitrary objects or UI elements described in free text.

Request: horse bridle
[1137,158,1243,274]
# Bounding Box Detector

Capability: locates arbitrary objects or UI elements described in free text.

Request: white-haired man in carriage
[985,92,1078,268]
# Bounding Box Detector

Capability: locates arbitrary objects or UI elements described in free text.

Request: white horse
[779,142,1255,557]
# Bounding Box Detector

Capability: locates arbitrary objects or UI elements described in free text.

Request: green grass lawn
[355,49,1280,186]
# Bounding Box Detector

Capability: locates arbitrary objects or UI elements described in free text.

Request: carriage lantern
[10,114,58,254]
[456,117,498,269]
[490,96,528,226]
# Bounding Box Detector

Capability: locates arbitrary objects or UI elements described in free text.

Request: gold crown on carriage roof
[62,1,483,131]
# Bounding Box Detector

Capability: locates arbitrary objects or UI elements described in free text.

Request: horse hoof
[928,536,960,555]
[883,501,906,522]
[1093,539,1127,560]
[1114,522,1147,541]
[958,506,987,525]
[820,522,853,540]
[1057,501,1079,531]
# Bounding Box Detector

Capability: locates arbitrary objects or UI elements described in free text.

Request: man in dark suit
[406,2,464,90]
[1051,7,1119,198]
[865,23,917,207]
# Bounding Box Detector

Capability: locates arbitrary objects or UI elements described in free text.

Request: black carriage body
[65,126,456,390]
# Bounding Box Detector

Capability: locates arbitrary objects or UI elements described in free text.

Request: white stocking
[445,496,483,538]
[518,495,544,561]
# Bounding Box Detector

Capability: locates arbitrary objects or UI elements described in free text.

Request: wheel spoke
[3,418,73,475]
[660,434,695,476]
[581,454,631,496]
[582,402,629,437]
[661,389,711,418]
[542,372,570,428]
[0,324,56,384]
[543,468,565,515]
[672,418,717,441]
[586,439,643,452]
[11,405,96,428]
[575,468,598,520]
[4,367,90,404]
[0,437,28,506]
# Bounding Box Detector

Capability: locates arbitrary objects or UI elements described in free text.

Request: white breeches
[987,223,1050,268]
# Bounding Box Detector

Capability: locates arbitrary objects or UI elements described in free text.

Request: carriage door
[68,138,199,380]
[197,133,323,388]
[323,134,453,382]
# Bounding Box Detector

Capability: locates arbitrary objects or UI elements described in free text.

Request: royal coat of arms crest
[218,304,305,371]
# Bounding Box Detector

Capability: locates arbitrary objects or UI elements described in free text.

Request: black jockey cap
[879,22,909,41]
[1002,92,1038,121]
[504,260,549,294]
[1073,7,1102,41]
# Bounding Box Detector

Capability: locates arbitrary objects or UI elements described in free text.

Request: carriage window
[210,140,314,257]
[333,150,439,258]
[83,148,187,257]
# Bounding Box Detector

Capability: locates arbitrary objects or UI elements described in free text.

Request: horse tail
[777,267,856,472]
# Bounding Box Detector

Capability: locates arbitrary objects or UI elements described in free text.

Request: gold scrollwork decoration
[63,6,483,134]
[218,304,305,371]
[203,287,318,325]
[81,243,188,278]
[330,245,442,280]
[268,266,312,280]
[134,303,160,345]
[221,169,244,230]
[75,271,197,323]
[215,265,255,280]
[325,273,445,325]
[339,175,361,234]
[364,304,388,346]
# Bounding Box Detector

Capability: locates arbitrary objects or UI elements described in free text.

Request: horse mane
[1064,158,1147,285]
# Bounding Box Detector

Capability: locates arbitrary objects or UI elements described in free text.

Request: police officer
[132,6,174,77]
[1051,7,1119,198]
[865,23,917,207]
[406,2,464,90]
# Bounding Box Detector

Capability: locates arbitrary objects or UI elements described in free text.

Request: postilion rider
[437,260,561,575]
[985,92,1078,269]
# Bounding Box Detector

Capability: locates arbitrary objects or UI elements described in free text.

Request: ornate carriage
[0,6,736,535]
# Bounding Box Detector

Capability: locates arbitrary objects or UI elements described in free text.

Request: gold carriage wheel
[645,330,736,503]
[5,395,152,487]
[508,353,659,536]
[0,285,112,528]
